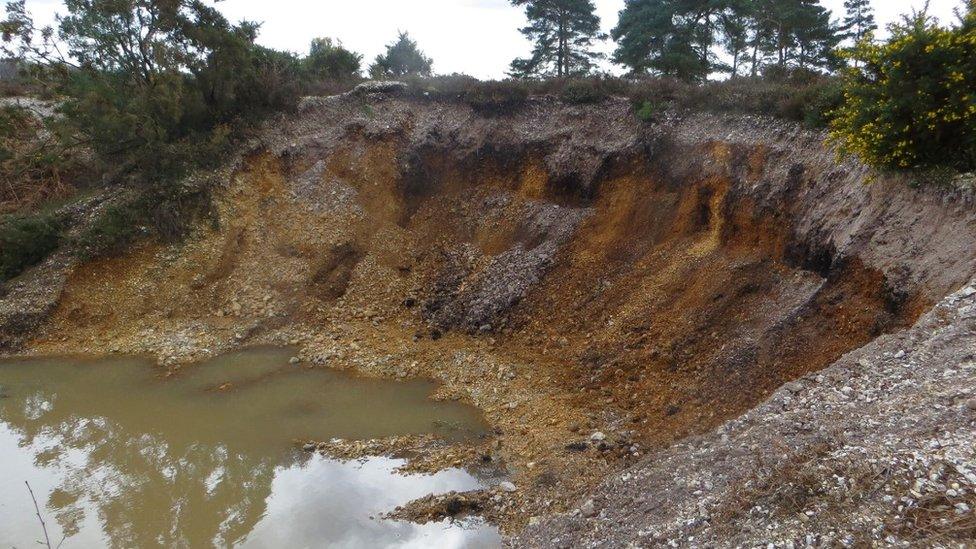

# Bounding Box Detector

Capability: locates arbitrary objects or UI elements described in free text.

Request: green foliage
[612,0,840,81]
[303,38,362,82]
[559,78,613,104]
[2,0,300,184]
[0,0,298,256]
[612,0,714,81]
[369,32,433,79]
[635,100,663,121]
[74,183,215,258]
[800,78,844,128]
[830,7,976,172]
[839,0,877,46]
[73,200,145,258]
[509,0,606,78]
[0,211,62,281]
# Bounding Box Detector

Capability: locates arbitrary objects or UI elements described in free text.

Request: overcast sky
[20,0,967,79]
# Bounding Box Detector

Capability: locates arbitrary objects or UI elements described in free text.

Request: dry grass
[0,105,84,214]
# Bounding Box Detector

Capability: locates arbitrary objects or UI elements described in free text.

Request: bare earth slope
[516,280,976,547]
[2,90,975,544]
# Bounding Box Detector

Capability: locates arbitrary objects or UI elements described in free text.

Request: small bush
[635,100,663,122]
[626,77,689,107]
[302,37,362,83]
[73,200,145,259]
[0,105,86,212]
[0,212,63,281]
[74,184,215,259]
[830,8,976,172]
[801,80,845,129]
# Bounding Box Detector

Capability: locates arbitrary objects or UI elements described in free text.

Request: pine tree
[368,32,432,79]
[793,2,841,70]
[612,0,727,81]
[719,0,753,77]
[840,0,877,45]
[612,0,839,79]
[509,0,606,78]
[755,0,838,71]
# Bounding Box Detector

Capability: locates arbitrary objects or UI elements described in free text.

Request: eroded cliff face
[5,92,976,538]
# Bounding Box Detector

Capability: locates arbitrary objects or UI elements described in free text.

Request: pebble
[580,499,597,518]
[497,481,517,493]
[590,431,607,442]
[289,357,301,364]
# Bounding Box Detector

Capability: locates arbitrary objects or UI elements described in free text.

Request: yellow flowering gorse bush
[830,3,976,172]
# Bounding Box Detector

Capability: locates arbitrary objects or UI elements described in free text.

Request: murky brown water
[0,347,499,548]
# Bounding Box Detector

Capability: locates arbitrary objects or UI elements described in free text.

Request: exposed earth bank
[2,90,975,545]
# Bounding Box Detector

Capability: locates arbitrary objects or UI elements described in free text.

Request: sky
[18,0,968,79]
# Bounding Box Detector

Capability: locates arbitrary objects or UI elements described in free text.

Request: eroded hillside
[3,90,976,543]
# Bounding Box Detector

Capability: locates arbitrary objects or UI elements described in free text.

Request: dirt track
[4,91,976,542]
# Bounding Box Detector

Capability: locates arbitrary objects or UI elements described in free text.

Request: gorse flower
[829,2,976,173]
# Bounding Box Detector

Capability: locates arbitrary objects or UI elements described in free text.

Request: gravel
[515,281,976,547]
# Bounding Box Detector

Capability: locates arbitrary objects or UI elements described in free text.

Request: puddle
[0,348,499,548]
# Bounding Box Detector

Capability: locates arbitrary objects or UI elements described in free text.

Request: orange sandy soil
[25,140,924,533]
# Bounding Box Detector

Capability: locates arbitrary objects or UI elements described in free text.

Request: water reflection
[0,349,498,548]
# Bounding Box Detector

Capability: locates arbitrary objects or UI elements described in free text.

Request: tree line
[512,0,877,81]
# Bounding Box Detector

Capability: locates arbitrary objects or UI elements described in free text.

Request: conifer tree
[719,0,753,77]
[304,38,362,81]
[611,0,727,81]
[368,32,432,79]
[840,0,877,45]
[509,0,606,78]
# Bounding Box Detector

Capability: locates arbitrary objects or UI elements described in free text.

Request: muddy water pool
[0,347,498,548]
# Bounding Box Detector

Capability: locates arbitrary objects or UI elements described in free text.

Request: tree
[0,0,300,179]
[613,0,841,79]
[790,0,841,70]
[368,32,432,79]
[303,38,362,81]
[719,0,752,77]
[612,0,731,82]
[747,0,839,73]
[840,0,877,45]
[509,0,606,78]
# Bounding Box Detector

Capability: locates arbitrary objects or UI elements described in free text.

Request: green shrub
[801,80,845,129]
[0,212,63,281]
[635,100,663,122]
[73,200,146,259]
[74,184,215,259]
[4,0,301,186]
[830,8,976,172]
